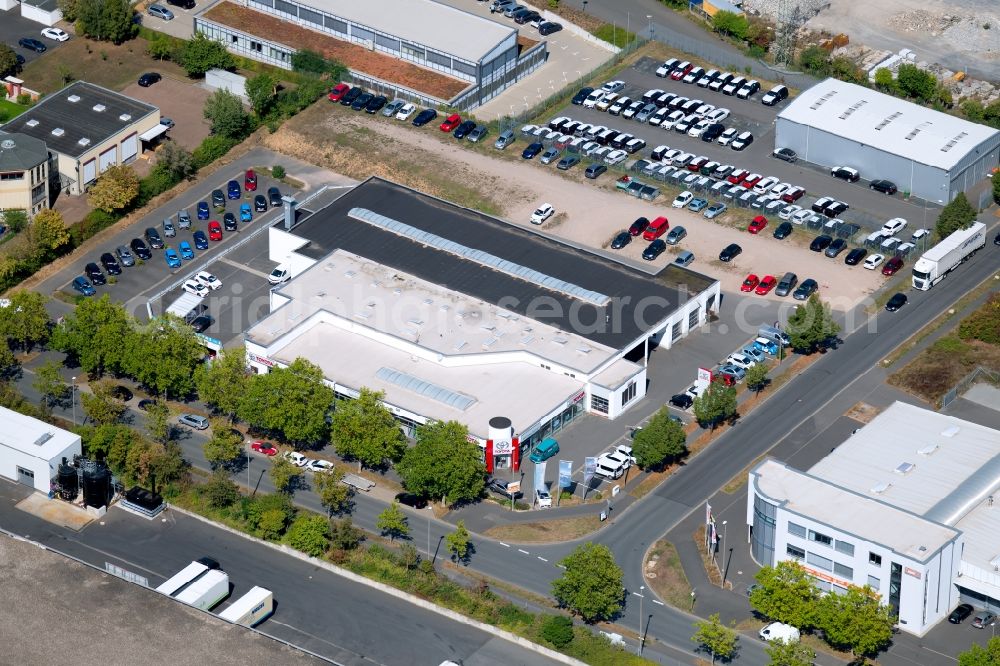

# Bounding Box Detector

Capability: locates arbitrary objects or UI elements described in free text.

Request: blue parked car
[192,230,209,250]
[522,142,544,159]
[227,180,241,199]
[165,248,181,268]
[197,201,210,220]
[72,276,96,296]
[239,202,253,222]
[179,241,194,260]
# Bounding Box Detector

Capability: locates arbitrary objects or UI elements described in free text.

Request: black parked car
[453,120,477,139]
[130,238,152,260]
[824,201,849,217]
[339,86,363,106]
[144,227,164,249]
[364,95,387,114]
[190,315,213,333]
[412,108,438,127]
[351,92,374,111]
[521,142,544,159]
[793,278,818,300]
[571,87,594,105]
[870,179,898,195]
[642,239,667,261]
[111,385,133,402]
[585,163,607,179]
[773,221,793,240]
[193,230,209,250]
[845,248,867,265]
[718,243,742,262]
[137,72,162,87]
[810,235,833,252]
[702,123,725,142]
[885,293,908,312]
[670,393,693,409]
[84,262,106,285]
[100,252,122,275]
[19,38,47,53]
[254,194,268,212]
[268,186,282,207]
[223,212,238,231]
[949,604,974,624]
[539,21,562,35]
[610,232,631,249]
[394,492,428,509]
[211,188,225,209]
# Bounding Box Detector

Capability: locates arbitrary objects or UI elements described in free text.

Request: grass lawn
[482,514,602,543]
[21,36,188,95]
[645,539,692,610]
[0,99,29,122]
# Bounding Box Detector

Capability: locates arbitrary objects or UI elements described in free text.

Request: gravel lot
[121,77,212,151]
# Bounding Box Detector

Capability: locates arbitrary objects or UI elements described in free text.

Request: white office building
[748,402,1000,635]
[0,406,81,494]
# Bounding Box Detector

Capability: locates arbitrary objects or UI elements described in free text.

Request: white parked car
[706,107,730,122]
[283,451,308,467]
[672,191,694,208]
[769,182,791,199]
[601,80,625,93]
[791,208,813,225]
[778,204,802,220]
[687,119,712,138]
[882,217,907,235]
[604,149,628,165]
[395,103,416,120]
[717,128,738,145]
[267,264,290,285]
[863,253,885,270]
[530,203,555,225]
[535,487,552,508]
[614,445,636,465]
[726,352,757,369]
[660,110,685,130]
[182,279,209,298]
[307,459,335,473]
[195,270,222,290]
[582,90,605,108]
[41,27,70,41]
[752,176,778,195]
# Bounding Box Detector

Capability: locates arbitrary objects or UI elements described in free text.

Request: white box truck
[155,561,209,596]
[218,586,273,627]
[912,222,986,290]
[175,569,230,610]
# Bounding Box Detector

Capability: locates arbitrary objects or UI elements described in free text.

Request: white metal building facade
[748,402,1000,636]
[775,78,1000,203]
[0,406,81,494]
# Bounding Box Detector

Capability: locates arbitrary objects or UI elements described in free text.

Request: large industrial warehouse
[774,78,1000,203]
[748,402,1000,637]
[246,178,720,469]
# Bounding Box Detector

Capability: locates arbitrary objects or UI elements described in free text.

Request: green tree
[765,638,815,666]
[146,34,176,61]
[50,295,132,376]
[145,400,171,444]
[896,63,937,101]
[693,381,738,430]
[203,468,240,508]
[329,517,365,551]
[691,613,739,664]
[0,44,18,78]
[238,357,334,446]
[959,636,1000,666]
[962,98,986,123]
[82,423,138,470]
[750,561,822,629]
[57,0,80,21]
[786,294,840,354]
[331,387,406,469]
[0,340,19,380]
[445,520,472,563]
[151,142,195,183]
[76,0,136,43]
[122,316,205,398]
[397,420,485,506]
[376,501,409,541]
[935,191,977,239]
[28,209,70,258]
[817,585,895,658]
[551,543,624,623]
[712,10,749,40]
[632,407,687,469]
[180,33,235,77]
[245,492,294,535]
[284,513,331,557]
[993,169,1000,206]
[0,290,50,350]
[33,359,67,409]
[745,363,769,395]
[269,455,303,493]
[314,467,352,515]
[88,164,139,213]
[194,349,249,421]
[798,45,829,74]
[80,379,127,425]
[203,89,250,140]
[2,209,27,233]
[872,67,894,91]
[539,615,574,648]
[203,418,244,468]
[245,73,278,117]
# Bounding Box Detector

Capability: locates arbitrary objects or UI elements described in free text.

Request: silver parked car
[703,202,727,219]
[177,210,192,229]
[115,245,135,267]
[674,250,695,267]
[178,414,209,430]
[162,218,176,237]
[382,100,404,117]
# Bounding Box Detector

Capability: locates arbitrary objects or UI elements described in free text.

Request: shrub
[272,165,285,179]
[192,135,237,169]
[16,93,31,106]
[958,295,1000,345]
[540,615,575,648]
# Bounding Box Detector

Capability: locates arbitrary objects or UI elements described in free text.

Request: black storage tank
[82,465,112,508]
[57,458,78,501]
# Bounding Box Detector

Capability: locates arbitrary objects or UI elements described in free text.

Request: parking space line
[218,257,270,279]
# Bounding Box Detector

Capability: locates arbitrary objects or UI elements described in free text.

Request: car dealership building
[244,178,720,471]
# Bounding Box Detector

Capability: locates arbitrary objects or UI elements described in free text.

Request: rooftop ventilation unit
[871,482,891,494]
[51,128,65,137]
[376,367,476,410]
[894,462,915,475]
[454,341,467,351]
[25,119,39,127]
[941,132,968,152]
[576,347,591,354]
[837,99,868,120]
[809,90,838,111]
[407,318,423,327]
[917,444,938,456]
[119,113,131,122]
[552,337,568,346]
[67,94,81,103]
[92,104,106,112]
[874,111,902,131]
[77,138,91,147]
[941,426,960,437]
[343,270,356,278]
[34,432,53,447]
[520,335,534,345]
[904,122,932,141]
[354,312,371,320]
[422,298,433,305]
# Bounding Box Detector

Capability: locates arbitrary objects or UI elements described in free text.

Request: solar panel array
[348,207,611,307]
[376,367,476,411]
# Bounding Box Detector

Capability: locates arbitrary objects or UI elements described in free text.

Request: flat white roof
[271,320,584,439]
[295,0,515,62]
[0,406,80,462]
[249,250,624,376]
[777,78,1000,171]
[752,459,959,561]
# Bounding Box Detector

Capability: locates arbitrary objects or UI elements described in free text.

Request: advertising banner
[583,457,597,485]
[558,460,573,489]
[534,461,547,495]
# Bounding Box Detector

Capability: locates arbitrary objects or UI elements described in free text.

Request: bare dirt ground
[269,104,885,312]
[806,0,1000,79]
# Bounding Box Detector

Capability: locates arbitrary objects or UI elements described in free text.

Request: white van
[759,622,800,643]
[758,325,790,346]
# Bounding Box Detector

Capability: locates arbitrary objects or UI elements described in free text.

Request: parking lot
[0,8,70,67]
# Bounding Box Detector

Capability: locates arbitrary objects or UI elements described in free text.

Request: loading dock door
[121,133,138,163]
[16,466,34,488]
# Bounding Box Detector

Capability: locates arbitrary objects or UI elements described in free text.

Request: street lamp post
[647,15,653,41]
[637,585,645,655]
[71,376,76,424]
[721,520,729,586]
[581,0,587,13]
[246,450,251,490]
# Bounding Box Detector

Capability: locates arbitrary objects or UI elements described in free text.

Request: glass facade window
[889,562,902,615]
[453,60,477,77]
[807,552,833,571]
[786,544,805,560]
[834,562,853,579]
[401,42,424,61]
[0,172,24,181]
[751,494,777,565]
[788,522,806,538]
[809,530,832,546]
[426,50,452,68]
[299,7,321,24]
[274,0,296,15]
[869,552,882,566]
[621,382,637,407]
[375,34,400,52]
[835,540,855,556]
[591,394,609,414]
[867,575,881,590]
[671,321,682,342]
[324,16,348,34]
[352,26,375,42]
[687,307,701,327]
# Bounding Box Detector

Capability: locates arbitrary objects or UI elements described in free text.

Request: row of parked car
[487,0,563,35]
[653,57,790,107]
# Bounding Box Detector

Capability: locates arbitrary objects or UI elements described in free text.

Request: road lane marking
[652,600,665,606]
[632,592,645,598]
[517,548,530,555]
[537,556,547,562]
[219,257,270,279]
[498,541,510,548]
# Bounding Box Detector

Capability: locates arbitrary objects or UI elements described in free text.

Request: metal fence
[451,41,548,112]
[942,366,1000,408]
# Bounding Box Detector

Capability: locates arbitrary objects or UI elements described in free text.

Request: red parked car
[642,216,670,240]
[741,173,762,189]
[439,113,461,132]
[670,62,692,80]
[727,168,749,185]
[327,83,350,102]
[250,440,278,456]
[244,169,257,192]
[748,215,768,234]
[755,275,777,295]
[628,216,650,236]
[740,274,759,292]
[207,220,223,241]
[882,256,904,276]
